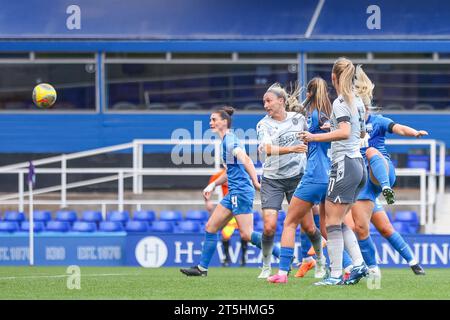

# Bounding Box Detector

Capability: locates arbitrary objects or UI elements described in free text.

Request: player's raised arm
[392,124,428,138]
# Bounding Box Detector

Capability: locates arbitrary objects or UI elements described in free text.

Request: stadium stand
[107,211,130,224]
[46,221,70,232]
[99,221,125,232]
[55,210,78,225]
[3,211,25,223]
[394,211,420,233]
[159,210,183,222]
[125,220,150,232]
[82,211,103,224]
[177,221,201,233]
[33,211,52,224]
[151,221,175,233]
[133,210,156,223]
[185,210,209,222]
[0,221,20,233]
[179,102,202,110]
[20,221,45,232]
[72,221,97,232]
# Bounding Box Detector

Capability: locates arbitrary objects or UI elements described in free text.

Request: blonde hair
[266,82,303,114]
[354,64,375,108]
[304,77,332,118]
[332,57,356,108]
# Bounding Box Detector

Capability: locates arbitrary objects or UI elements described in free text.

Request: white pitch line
[0,273,142,281]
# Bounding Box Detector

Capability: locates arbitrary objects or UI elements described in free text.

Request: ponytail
[354,64,374,108]
[332,57,356,109]
[266,82,304,114]
[304,77,332,119]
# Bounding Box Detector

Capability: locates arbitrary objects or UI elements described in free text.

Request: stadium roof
[1,0,449,40]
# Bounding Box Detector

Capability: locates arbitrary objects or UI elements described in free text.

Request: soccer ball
[32,83,57,108]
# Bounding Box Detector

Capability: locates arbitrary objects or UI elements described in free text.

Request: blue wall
[0,113,447,153]
[2,0,449,39]
[2,232,450,267]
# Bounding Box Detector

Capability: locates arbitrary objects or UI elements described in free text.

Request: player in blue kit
[267,77,330,283]
[180,106,280,276]
[348,69,428,283]
[371,199,425,275]
[345,198,425,275]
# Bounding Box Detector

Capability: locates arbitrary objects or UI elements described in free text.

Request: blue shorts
[357,160,396,203]
[220,192,254,215]
[372,198,384,213]
[293,181,328,205]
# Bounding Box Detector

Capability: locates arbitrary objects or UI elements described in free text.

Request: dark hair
[213,106,235,128]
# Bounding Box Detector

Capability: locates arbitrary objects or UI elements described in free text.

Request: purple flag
[27,161,36,186]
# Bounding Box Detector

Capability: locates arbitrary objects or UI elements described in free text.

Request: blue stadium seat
[394,211,419,224]
[133,210,156,222]
[254,220,264,232]
[253,210,262,223]
[125,221,149,232]
[33,210,52,223]
[99,221,125,232]
[0,221,19,232]
[392,221,411,234]
[407,155,429,170]
[177,221,201,233]
[3,211,25,223]
[72,221,97,232]
[369,223,378,234]
[185,210,209,222]
[82,211,103,224]
[276,223,283,233]
[107,211,130,224]
[55,210,78,224]
[386,211,394,222]
[46,221,70,232]
[278,210,286,222]
[151,221,174,233]
[20,221,45,232]
[159,210,183,222]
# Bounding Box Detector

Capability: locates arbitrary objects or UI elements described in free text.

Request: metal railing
[0,138,445,232]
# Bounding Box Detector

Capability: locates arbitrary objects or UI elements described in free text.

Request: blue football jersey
[221,132,254,194]
[302,109,331,184]
[361,114,395,161]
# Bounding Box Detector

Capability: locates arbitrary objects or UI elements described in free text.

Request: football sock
[387,232,417,266]
[358,236,378,268]
[326,225,344,278]
[261,233,274,267]
[369,154,390,189]
[199,231,218,270]
[279,247,294,273]
[251,231,280,258]
[342,224,365,266]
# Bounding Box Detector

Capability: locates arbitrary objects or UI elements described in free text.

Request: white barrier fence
[0,139,445,234]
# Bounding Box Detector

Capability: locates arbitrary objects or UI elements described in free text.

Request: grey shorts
[260,174,303,211]
[326,156,367,204]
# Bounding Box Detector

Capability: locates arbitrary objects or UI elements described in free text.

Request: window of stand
[105,63,299,112]
[306,63,450,111]
[0,57,97,112]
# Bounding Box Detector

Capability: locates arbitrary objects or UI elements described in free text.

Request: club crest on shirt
[292,118,299,125]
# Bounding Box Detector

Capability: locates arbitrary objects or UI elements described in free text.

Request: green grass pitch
[1,266,450,300]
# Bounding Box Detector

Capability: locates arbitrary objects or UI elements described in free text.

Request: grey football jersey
[329,95,366,164]
[256,112,307,179]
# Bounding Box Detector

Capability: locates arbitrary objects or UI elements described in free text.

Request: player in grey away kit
[300,57,368,285]
[256,83,323,279]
